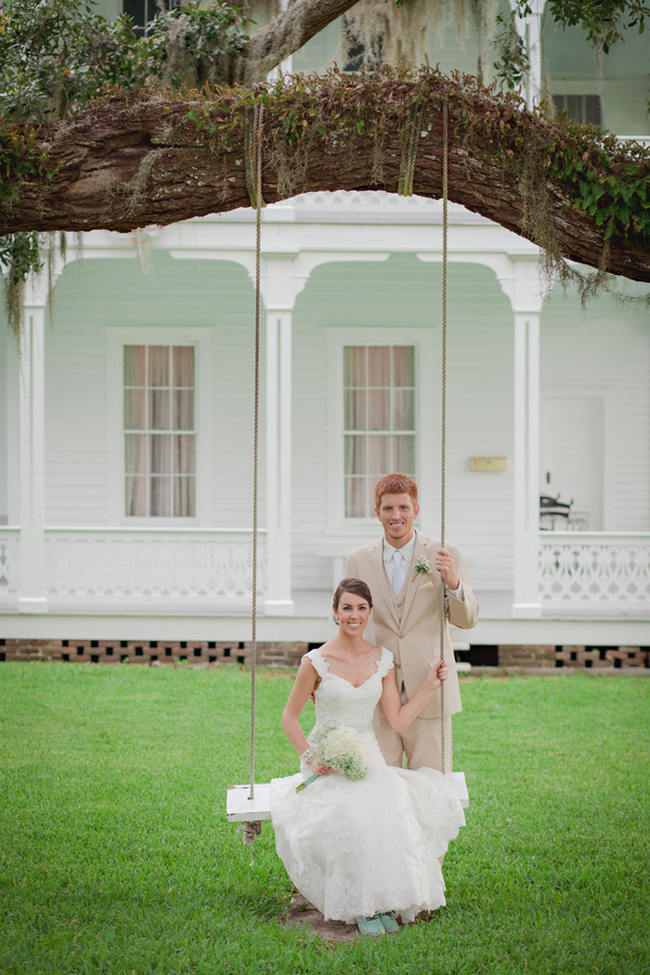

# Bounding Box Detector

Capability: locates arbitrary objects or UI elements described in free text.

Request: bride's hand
[302,749,337,776]
[426,659,447,688]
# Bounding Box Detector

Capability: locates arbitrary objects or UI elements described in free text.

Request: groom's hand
[435,549,460,591]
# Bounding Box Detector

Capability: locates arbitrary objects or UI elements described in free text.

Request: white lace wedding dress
[270,647,465,923]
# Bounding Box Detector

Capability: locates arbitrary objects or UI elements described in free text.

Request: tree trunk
[2,76,648,281]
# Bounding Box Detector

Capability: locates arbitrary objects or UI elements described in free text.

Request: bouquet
[296,724,368,792]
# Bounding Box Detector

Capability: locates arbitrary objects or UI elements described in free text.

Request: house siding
[540,286,650,531]
[43,253,262,527]
[291,255,515,593]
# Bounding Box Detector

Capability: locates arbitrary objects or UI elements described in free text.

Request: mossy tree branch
[233,0,365,85]
[1,70,648,281]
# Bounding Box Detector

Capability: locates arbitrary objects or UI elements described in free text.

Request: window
[343,345,416,518]
[552,94,601,127]
[123,0,178,34]
[123,345,195,517]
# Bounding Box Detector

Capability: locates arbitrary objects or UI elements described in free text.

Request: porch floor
[1,589,647,645]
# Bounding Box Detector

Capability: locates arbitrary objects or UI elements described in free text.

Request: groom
[344,473,478,772]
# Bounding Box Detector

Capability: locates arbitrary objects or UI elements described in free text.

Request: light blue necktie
[391,549,405,594]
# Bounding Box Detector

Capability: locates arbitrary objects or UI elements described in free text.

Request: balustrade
[538,532,650,609]
[0,528,266,609]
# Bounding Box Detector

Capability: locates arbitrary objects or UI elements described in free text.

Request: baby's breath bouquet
[296,724,368,792]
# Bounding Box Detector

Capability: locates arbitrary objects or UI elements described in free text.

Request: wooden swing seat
[227,770,469,823]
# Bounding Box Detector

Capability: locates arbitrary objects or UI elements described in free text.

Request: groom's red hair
[374,473,418,510]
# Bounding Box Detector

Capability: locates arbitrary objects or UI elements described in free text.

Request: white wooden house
[1,1,649,653]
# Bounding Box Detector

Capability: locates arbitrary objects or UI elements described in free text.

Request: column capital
[498,255,545,315]
[23,247,69,309]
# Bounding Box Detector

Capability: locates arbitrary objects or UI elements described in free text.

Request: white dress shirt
[382,532,464,600]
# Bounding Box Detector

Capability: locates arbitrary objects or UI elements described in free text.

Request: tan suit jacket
[344,532,478,719]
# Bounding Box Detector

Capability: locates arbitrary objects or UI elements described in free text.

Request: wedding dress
[270,647,465,923]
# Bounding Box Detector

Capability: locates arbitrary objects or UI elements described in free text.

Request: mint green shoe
[356,916,385,936]
[378,913,400,933]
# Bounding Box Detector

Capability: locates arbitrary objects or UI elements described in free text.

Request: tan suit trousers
[375,708,453,772]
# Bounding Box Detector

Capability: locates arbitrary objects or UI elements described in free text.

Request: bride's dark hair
[332,578,373,612]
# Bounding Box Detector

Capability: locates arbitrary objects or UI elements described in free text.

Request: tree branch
[234,0,360,85]
[2,74,648,281]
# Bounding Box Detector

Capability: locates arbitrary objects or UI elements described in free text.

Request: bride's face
[336,592,371,635]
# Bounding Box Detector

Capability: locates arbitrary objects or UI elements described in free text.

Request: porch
[1,527,648,646]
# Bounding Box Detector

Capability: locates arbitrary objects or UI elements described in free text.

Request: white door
[541,395,604,530]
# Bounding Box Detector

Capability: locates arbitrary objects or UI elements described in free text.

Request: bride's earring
[334,617,339,625]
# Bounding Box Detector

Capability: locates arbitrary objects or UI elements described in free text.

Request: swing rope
[240,97,452,812]
[248,100,264,803]
[439,98,449,776]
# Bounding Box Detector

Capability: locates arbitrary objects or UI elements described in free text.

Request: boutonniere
[414,555,432,575]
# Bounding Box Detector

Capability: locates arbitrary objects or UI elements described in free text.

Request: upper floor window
[123,345,195,517]
[343,345,416,518]
[552,93,602,127]
[123,0,178,34]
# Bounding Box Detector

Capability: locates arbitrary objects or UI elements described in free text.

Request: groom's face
[375,492,419,548]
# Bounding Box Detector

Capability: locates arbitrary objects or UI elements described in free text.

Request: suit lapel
[368,539,400,628]
[399,533,434,624]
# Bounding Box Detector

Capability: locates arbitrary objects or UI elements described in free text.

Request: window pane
[345,434,367,474]
[173,389,194,430]
[394,435,415,472]
[344,346,366,387]
[368,435,391,475]
[173,434,195,474]
[345,477,367,518]
[392,389,414,430]
[173,477,195,517]
[173,346,194,387]
[125,476,148,516]
[392,346,414,386]
[124,346,145,386]
[344,390,366,430]
[150,434,171,474]
[368,389,390,430]
[125,434,147,475]
[148,346,170,387]
[150,476,172,516]
[149,390,170,430]
[367,346,390,386]
[124,388,146,429]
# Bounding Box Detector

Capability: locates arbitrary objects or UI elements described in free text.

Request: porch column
[258,254,311,616]
[504,258,544,617]
[263,305,294,615]
[18,273,48,612]
[512,311,541,616]
[510,0,546,109]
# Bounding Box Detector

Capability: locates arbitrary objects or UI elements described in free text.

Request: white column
[264,306,294,615]
[512,311,541,616]
[18,273,48,612]
[509,0,546,109]
[498,256,544,617]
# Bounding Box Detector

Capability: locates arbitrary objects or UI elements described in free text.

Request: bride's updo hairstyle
[332,578,373,613]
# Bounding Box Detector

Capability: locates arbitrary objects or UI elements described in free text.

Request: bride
[270,578,465,935]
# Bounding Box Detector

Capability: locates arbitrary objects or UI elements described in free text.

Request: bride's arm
[281,656,318,756]
[379,661,447,734]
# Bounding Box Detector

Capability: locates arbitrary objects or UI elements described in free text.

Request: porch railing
[0,528,267,611]
[0,529,19,596]
[538,532,650,610]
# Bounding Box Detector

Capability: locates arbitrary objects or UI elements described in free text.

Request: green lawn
[0,663,648,975]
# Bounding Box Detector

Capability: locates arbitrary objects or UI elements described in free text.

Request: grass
[0,662,648,975]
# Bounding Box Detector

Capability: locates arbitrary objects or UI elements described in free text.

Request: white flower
[415,555,432,574]
[296,724,368,791]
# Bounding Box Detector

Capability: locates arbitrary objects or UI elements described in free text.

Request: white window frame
[105,326,213,526]
[326,328,437,534]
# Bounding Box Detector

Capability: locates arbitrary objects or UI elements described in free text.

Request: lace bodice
[306,646,394,734]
